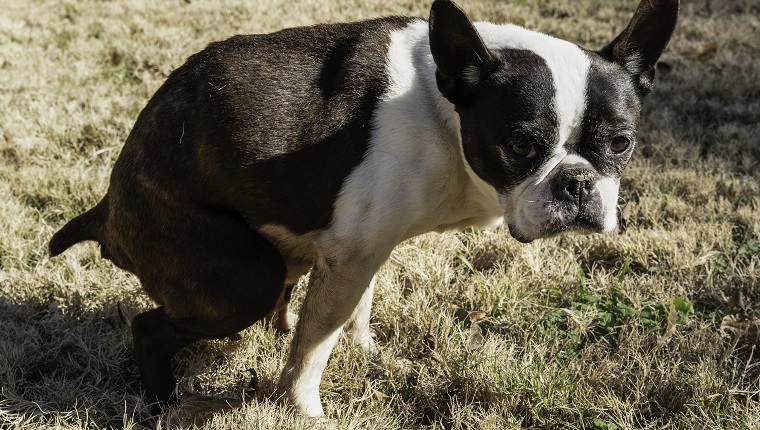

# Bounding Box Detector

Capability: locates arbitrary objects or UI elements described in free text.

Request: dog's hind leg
[132,278,285,412]
[131,307,196,409]
[131,284,285,413]
[128,226,287,413]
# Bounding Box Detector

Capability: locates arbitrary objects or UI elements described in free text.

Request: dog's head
[429,0,678,242]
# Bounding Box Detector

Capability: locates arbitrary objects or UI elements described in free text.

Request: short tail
[49,199,107,256]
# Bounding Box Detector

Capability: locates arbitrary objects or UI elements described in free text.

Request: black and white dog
[50,0,678,417]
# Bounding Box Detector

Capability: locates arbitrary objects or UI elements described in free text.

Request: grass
[1,0,759,428]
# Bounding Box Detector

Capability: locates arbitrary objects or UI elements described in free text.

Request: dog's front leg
[343,275,377,354]
[276,252,383,417]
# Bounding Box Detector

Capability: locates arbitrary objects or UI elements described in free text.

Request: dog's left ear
[600,0,679,96]
[429,0,499,105]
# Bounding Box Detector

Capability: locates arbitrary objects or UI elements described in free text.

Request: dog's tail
[49,198,107,257]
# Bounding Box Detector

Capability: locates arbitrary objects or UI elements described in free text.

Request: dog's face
[429,0,679,242]
[456,50,641,243]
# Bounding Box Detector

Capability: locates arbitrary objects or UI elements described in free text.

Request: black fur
[576,56,641,179]
[599,0,679,95]
[49,200,105,257]
[429,0,499,105]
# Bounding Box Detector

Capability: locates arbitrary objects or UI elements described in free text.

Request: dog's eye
[510,141,537,159]
[610,136,631,154]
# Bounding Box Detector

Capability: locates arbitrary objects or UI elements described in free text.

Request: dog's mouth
[551,218,603,235]
[507,215,607,243]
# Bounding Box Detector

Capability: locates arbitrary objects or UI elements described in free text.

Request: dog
[49,0,678,417]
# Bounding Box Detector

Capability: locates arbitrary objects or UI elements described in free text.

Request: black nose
[558,166,598,201]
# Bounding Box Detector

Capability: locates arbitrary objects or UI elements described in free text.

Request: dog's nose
[557,166,598,202]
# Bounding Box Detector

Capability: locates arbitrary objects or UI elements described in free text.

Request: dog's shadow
[0,294,283,428]
[0,294,144,426]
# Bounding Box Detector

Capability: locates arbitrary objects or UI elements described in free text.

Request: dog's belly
[257,224,319,284]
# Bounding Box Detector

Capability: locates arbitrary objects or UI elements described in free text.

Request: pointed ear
[599,0,679,96]
[429,0,498,105]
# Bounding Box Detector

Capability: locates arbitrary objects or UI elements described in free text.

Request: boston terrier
[49,0,679,417]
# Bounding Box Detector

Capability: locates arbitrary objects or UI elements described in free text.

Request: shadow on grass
[0,293,290,428]
[637,23,760,175]
[0,295,144,428]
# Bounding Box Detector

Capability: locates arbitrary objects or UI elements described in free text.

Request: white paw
[277,368,324,418]
[278,386,323,417]
[357,332,378,355]
[301,396,324,418]
[346,325,378,354]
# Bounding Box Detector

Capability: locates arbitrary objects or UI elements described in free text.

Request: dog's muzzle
[504,161,619,243]
[547,164,607,232]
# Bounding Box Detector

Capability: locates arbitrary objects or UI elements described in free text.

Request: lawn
[0,0,758,428]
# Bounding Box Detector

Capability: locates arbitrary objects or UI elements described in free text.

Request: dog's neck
[341,20,504,243]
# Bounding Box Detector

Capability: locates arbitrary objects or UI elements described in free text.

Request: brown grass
[1,0,759,428]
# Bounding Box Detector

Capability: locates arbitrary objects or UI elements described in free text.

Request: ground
[0,0,759,428]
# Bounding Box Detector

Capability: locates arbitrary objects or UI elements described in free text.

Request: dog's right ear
[429,0,498,105]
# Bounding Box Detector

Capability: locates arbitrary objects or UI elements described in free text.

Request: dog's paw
[276,374,324,418]
[345,325,378,354]
[359,328,378,355]
[278,390,325,418]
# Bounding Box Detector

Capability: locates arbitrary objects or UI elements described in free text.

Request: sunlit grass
[1,0,758,428]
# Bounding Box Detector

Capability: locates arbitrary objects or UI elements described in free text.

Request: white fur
[503,151,621,241]
[326,20,504,251]
[276,20,511,416]
[597,177,621,232]
[258,224,318,284]
[343,275,378,353]
[560,153,593,167]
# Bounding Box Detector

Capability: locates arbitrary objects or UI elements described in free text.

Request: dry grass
[1,0,759,428]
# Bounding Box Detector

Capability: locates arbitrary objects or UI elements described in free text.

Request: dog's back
[50,17,415,271]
